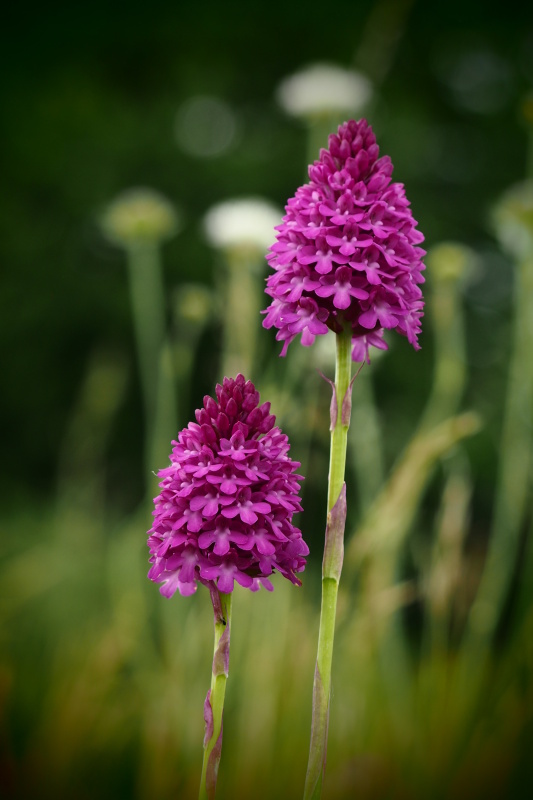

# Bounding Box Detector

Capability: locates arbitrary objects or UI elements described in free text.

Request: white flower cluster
[101,188,179,247]
[203,198,282,252]
[276,63,372,119]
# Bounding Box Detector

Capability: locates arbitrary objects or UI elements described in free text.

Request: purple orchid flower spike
[147,373,307,596]
[262,118,425,364]
[147,374,308,800]
[260,120,426,800]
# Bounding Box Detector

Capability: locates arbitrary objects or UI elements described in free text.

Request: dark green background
[2,3,533,799]
[1,0,531,518]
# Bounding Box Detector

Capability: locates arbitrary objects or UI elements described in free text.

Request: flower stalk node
[341,366,363,427]
[322,483,347,583]
[316,368,338,430]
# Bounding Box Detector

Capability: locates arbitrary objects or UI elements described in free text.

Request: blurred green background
[2,0,533,798]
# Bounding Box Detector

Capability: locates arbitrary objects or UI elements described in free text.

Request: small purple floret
[147,374,308,598]
[262,119,426,362]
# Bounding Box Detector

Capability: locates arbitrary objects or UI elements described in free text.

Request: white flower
[276,63,372,119]
[101,188,179,247]
[493,180,533,261]
[203,198,282,252]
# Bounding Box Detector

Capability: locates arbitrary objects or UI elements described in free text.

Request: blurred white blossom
[203,198,282,253]
[101,188,179,247]
[276,63,372,119]
[493,180,533,261]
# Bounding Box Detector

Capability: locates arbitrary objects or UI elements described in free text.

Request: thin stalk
[199,589,233,800]
[127,242,177,489]
[354,0,415,86]
[221,248,260,380]
[306,115,342,180]
[127,242,166,426]
[349,368,385,514]
[304,326,352,800]
[465,254,533,650]
[419,245,469,433]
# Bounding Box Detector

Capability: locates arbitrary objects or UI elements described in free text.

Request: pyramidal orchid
[262,119,425,799]
[263,117,425,364]
[147,374,307,799]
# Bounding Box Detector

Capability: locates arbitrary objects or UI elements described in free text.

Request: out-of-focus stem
[56,349,128,520]
[426,454,472,654]
[199,590,232,800]
[350,367,385,514]
[150,338,179,493]
[354,0,415,86]
[221,248,261,380]
[128,242,166,423]
[466,253,533,648]
[420,243,471,432]
[523,94,533,181]
[345,412,482,588]
[304,326,352,800]
[345,244,474,619]
[306,115,343,179]
[127,242,176,487]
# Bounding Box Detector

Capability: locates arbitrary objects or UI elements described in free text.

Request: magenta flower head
[147,374,308,598]
[262,118,426,362]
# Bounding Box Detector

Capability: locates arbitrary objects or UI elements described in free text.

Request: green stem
[306,114,343,180]
[199,590,232,800]
[419,251,468,433]
[327,328,352,509]
[127,242,177,492]
[466,255,533,649]
[221,248,260,380]
[304,326,352,800]
[349,368,384,514]
[127,242,166,426]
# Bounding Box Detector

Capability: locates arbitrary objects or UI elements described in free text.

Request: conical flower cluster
[148,375,308,597]
[262,118,426,362]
